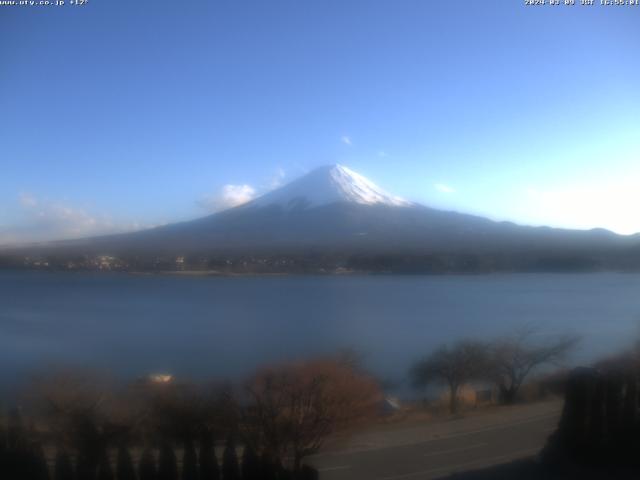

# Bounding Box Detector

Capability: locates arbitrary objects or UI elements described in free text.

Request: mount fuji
[4,164,639,273]
[250,164,413,209]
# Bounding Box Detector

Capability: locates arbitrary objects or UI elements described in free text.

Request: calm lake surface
[1,271,640,392]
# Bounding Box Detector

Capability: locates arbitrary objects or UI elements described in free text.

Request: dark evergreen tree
[5,409,29,479]
[157,442,178,480]
[6,408,26,451]
[298,465,318,480]
[240,445,260,480]
[76,447,98,480]
[116,445,136,480]
[275,466,292,480]
[139,448,157,480]
[199,433,219,480]
[29,442,51,480]
[222,438,240,480]
[97,450,114,480]
[54,450,75,480]
[182,440,198,480]
[0,417,6,468]
[258,452,277,480]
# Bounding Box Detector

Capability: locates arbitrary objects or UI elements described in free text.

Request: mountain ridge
[1,165,639,273]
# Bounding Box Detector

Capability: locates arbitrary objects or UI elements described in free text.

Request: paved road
[309,401,562,480]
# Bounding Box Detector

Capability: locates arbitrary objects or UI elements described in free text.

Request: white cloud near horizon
[523,183,640,235]
[198,168,287,214]
[198,184,257,213]
[0,193,144,246]
[434,183,456,194]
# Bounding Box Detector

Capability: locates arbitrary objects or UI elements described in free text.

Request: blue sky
[1,0,639,243]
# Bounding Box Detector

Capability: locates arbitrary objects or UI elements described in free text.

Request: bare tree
[241,357,381,474]
[129,378,234,444]
[26,370,127,458]
[411,340,489,414]
[489,326,579,404]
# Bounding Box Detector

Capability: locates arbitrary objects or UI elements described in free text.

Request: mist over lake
[1,271,639,394]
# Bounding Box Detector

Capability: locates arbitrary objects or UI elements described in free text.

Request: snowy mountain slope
[249,164,413,209]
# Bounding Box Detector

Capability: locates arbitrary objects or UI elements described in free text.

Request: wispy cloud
[198,184,256,213]
[269,167,286,190]
[341,135,352,146]
[19,192,38,208]
[434,183,456,194]
[378,151,388,158]
[0,193,144,245]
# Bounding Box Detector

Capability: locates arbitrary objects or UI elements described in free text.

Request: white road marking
[318,465,351,472]
[376,447,540,480]
[422,443,488,458]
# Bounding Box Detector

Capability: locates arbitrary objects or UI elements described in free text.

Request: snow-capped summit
[249,164,413,210]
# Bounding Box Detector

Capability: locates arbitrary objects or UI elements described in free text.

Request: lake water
[1,271,640,394]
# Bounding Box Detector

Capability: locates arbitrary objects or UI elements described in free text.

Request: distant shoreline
[1,267,638,278]
[129,270,295,277]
